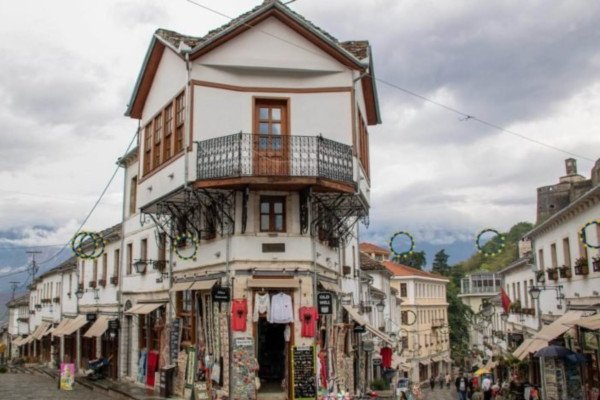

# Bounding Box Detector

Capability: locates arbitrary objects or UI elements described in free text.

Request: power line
[182,0,596,163]
[0,243,63,251]
[36,128,139,267]
[0,268,29,280]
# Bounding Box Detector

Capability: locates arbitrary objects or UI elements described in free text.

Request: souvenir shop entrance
[253,289,295,397]
[257,319,287,392]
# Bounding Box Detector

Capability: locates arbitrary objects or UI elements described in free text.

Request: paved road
[416,386,459,400]
[0,371,112,400]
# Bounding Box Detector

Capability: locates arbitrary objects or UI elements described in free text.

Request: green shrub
[370,378,388,390]
[0,365,7,373]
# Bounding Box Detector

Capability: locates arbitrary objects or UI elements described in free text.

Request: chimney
[565,158,577,175]
[518,239,532,258]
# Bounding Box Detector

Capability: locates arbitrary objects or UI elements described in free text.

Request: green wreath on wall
[174,232,199,261]
[475,229,506,257]
[388,231,416,258]
[70,231,106,260]
[579,220,600,249]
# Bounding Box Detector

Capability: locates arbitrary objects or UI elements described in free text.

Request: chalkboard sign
[291,346,316,400]
[211,286,230,303]
[169,319,181,364]
[317,292,332,315]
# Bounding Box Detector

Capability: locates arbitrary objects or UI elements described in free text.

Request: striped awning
[42,326,55,336]
[170,281,193,292]
[365,324,395,346]
[31,322,50,340]
[319,281,342,293]
[189,279,217,291]
[83,316,109,338]
[12,336,23,346]
[58,315,87,337]
[342,305,368,326]
[125,302,166,315]
[52,318,74,337]
[20,336,33,346]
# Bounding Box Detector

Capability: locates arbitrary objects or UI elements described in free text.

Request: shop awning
[60,315,88,337]
[31,322,50,340]
[12,336,23,346]
[431,356,442,363]
[170,281,193,292]
[52,318,74,337]
[20,336,33,346]
[247,278,300,289]
[342,305,367,326]
[535,311,584,341]
[83,316,109,338]
[189,279,217,291]
[399,363,411,370]
[126,302,166,315]
[419,359,430,366]
[365,324,395,346]
[319,281,342,293]
[42,326,54,337]
[513,338,547,361]
[568,313,600,331]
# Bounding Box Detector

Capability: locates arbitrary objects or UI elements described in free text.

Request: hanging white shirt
[253,293,271,322]
[268,292,293,323]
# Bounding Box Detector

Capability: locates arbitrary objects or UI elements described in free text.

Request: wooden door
[253,99,289,176]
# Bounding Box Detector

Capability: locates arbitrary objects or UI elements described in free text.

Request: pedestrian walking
[482,375,492,400]
[429,376,435,390]
[438,374,444,389]
[445,372,451,389]
[455,373,469,400]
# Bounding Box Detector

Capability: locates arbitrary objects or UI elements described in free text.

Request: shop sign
[185,347,197,389]
[108,319,120,331]
[212,286,230,303]
[169,319,182,364]
[317,292,333,315]
[583,332,599,351]
[291,346,316,400]
[373,358,382,366]
[86,313,96,322]
[363,340,374,352]
[353,324,366,333]
[59,363,75,391]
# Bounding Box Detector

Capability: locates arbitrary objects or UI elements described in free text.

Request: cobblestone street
[0,371,112,400]
[416,386,459,400]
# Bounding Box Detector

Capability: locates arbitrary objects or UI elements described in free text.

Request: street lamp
[529,286,541,300]
[376,300,385,312]
[75,289,84,299]
[500,312,509,322]
[133,259,148,274]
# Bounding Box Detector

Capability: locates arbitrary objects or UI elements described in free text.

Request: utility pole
[26,251,42,281]
[9,281,19,299]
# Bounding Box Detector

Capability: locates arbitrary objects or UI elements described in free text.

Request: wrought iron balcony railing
[196,133,354,183]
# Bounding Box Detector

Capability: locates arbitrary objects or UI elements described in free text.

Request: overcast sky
[1,0,599,268]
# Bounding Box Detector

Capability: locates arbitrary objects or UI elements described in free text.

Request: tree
[394,251,426,270]
[446,265,473,366]
[432,249,450,276]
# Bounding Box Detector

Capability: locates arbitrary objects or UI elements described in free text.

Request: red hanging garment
[299,306,318,337]
[380,347,392,369]
[146,350,159,387]
[231,299,248,332]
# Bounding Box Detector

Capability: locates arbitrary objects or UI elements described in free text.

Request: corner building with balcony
[121,1,380,398]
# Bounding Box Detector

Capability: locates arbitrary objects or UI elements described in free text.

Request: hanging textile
[318,348,327,388]
[380,347,392,369]
[137,350,147,384]
[269,292,293,323]
[159,325,170,368]
[220,308,230,394]
[299,306,319,337]
[252,293,270,321]
[231,299,248,332]
[146,350,159,387]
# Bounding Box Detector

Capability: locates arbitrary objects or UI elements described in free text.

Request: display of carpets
[219,308,229,394]
[230,337,258,400]
[174,351,188,397]
[159,324,170,368]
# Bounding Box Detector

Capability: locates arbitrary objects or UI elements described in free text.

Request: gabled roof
[126,0,380,123]
[383,260,449,282]
[359,252,391,276]
[359,242,390,255]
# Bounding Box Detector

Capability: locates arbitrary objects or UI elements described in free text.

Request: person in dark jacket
[430,376,435,390]
[455,373,470,400]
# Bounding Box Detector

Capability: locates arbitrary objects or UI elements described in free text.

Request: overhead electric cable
[182,0,596,163]
[36,129,139,266]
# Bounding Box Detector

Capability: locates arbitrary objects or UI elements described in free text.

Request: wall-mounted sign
[317,293,333,315]
[169,319,182,364]
[212,286,230,303]
[108,319,120,331]
[353,324,366,333]
[363,340,374,352]
[86,313,96,322]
